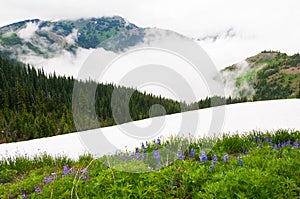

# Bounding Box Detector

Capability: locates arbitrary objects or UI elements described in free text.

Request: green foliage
[0,130,299,198]
[0,33,23,46]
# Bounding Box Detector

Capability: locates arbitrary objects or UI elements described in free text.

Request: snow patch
[0,99,299,160]
[65,29,78,45]
[17,21,39,42]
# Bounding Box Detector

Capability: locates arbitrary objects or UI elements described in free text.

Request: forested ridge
[0,55,191,143]
[0,52,297,143]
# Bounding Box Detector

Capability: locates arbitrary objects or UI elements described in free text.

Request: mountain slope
[0,16,144,58]
[221,51,300,100]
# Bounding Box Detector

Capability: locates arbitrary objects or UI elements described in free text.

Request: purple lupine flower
[222,153,228,163]
[135,147,139,153]
[209,165,214,170]
[238,157,242,166]
[264,136,269,142]
[130,152,135,159]
[293,139,299,147]
[190,148,195,158]
[146,141,149,147]
[199,152,208,162]
[142,148,147,158]
[156,138,161,145]
[212,154,218,164]
[269,139,273,144]
[136,151,141,160]
[44,176,53,184]
[34,186,41,194]
[153,148,160,167]
[257,136,261,142]
[69,167,74,175]
[81,167,88,174]
[177,149,185,160]
[258,143,262,148]
[244,150,248,155]
[277,142,281,149]
[141,142,145,149]
[81,167,89,180]
[273,143,278,150]
[63,165,69,175]
[22,194,27,199]
[153,149,160,160]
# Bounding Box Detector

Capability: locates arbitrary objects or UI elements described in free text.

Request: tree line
[0,55,264,143]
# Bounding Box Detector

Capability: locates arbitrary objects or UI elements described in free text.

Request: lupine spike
[212,154,218,164]
[63,165,69,175]
[190,148,195,158]
[156,138,161,145]
[238,157,242,166]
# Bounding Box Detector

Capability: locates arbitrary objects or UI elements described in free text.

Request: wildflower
[286,140,291,146]
[244,150,248,155]
[22,194,27,199]
[136,151,141,160]
[44,176,53,184]
[238,157,242,167]
[277,142,281,149]
[63,165,69,175]
[177,149,185,160]
[82,168,89,181]
[190,148,195,159]
[69,167,74,175]
[212,154,218,164]
[141,142,145,149]
[258,143,262,148]
[264,136,269,143]
[293,139,299,147]
[34,186,41,194]
[257,136,261,142]
[273,143,278,150]
[153,148,160,167]
[146,141,149,147]
[199,152,208,162]
[222,153,228,163]
[156,138,161,145]
[269,139,273,145]
[209,165,214,170]
[142,148,147,158]
[130,152,135,159]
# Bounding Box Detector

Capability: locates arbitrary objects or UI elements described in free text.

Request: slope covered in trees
[0,55,185,143]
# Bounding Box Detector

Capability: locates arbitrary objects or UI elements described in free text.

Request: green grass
[0,129,299,198]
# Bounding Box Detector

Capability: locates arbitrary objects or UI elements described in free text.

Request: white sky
[0,0,299,69]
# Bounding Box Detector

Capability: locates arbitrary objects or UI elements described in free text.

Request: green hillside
[222,51,300,100]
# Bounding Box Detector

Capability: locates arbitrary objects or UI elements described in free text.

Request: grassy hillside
[1,129,299,198]
[222,51,300,100]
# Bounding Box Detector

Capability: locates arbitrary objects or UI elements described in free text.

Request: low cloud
[17,21,39,42]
